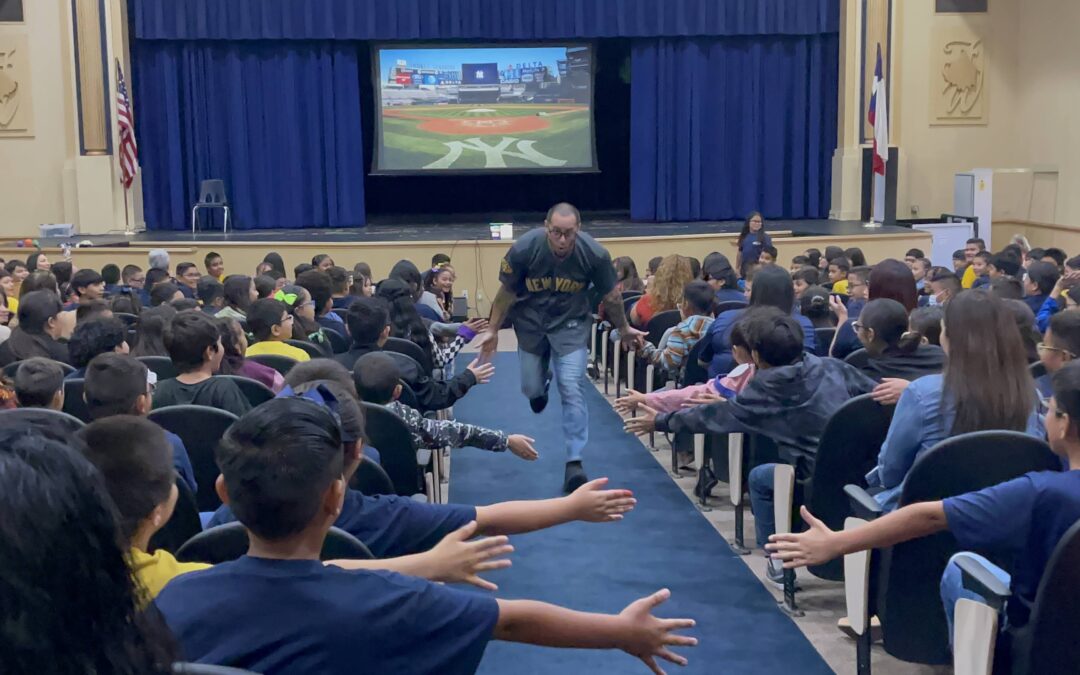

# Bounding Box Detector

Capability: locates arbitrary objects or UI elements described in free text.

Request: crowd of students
[0,247,701,674]
[609,221,1080,657]
[2,221,1079,671]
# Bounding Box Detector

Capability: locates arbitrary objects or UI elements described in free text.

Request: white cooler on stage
[913,221,975,269]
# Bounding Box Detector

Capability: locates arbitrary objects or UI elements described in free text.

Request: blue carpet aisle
[450,353,832,674]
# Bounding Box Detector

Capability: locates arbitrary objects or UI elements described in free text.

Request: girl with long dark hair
[130,305,176,358]
[868,289,1042,510]
[701,252,744,305]
[420,266,455,321]
[830,259,918,359]
[854,298,945,380]
[613,257,645,294]
[735,211,771,276]
[0,290,69,366]
[700,265,816,377]
[376,278,475,370]
[0,424,176,674]
[215,316,285,392]
[217,275,257,322]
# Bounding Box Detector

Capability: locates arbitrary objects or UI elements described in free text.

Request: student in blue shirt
[769,360,1080,647]
[701,253,746,306]
[735,211,771,277]
[865,290,1044,511]
[1022,260,1059,317]
[155,398,697,675]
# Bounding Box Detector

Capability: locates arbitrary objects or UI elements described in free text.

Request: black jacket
[333,343,476,412]
[656,354,876,479]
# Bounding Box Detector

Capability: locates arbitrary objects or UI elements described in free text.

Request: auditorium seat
[217,375,275,408]
[148,477,202,554]
[148,405,239,512]
[137,355,178,381]
[360,402,428,499]
[247,353,297,376]
[62,378,92,423]
[0,406,85,435]
[176,522,371,564]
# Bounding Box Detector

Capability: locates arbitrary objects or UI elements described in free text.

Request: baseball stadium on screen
[372,44,596,175]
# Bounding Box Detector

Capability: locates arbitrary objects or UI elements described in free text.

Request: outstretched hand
[428,521,514,591]
[615,389,648,415]
[474,330,499,363]
[507,434,539,461]
[617,588,697,675]
[765,506,840,569]
[567,477,637,523]
[467,358,496,384]
[623,405,659,436]
[620,326,648,351]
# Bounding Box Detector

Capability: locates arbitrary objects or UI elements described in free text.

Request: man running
[477,203,645,492]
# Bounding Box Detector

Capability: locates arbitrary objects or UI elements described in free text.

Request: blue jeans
[940,552,1011,649]
[748,463,776,548]
[518,346,588,462]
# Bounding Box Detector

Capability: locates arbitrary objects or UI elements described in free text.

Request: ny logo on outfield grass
[424,137,568,169]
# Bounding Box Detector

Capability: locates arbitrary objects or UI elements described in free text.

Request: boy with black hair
[156,397,694,675]
[961,237,986,288]
[989,276,1024,301]
[789,255,810,272]
[634,280,715,374]
[13,357,64,409]
[624,308,877,585]
[1039,311,1080,377]
[69,268,105,305]
[204,252,224,281]
[914,258,932,294]
[334,296,484,411]
[928,269,962,306]
[67,316,129,377]
[84,352,196,493]
[759,245,778,265]
[431,253,451,267]
[1023,260,1060,315]
[101,264,121,296]
[769,361,1080,645]
[244,298,311,362]
[847,265,871,307]
[120,264,150,306]
[903,248,925,268]
[354,352,539,460]
[154,311,250,417]
[175,262,200,299]
[296,269,348,338]
[74,299,111,323]
[1042,247,1066,271]
[196,276,225,314]
[952,249,967,275]
[826,256,851,295]
[970,250,991,289]
[328,266,356,310]
[1036,266,1080,332]
[792,267,819,299]
[989,251,1022,279]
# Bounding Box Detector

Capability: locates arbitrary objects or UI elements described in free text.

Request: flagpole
[123,185,134,236]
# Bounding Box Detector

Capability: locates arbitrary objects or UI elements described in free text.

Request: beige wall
[892,0,1022,220]
[0,0,77,235]
[1012,0,1080,226]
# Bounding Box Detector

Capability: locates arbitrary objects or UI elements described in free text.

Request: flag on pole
[116,60,139,189]
[868,44,889,176]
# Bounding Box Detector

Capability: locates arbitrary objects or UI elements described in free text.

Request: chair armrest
[958,556,1011,612]
[416,448,432,467]
[844,484,883,521]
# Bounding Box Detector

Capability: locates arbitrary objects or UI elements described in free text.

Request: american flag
[116,60,138,188]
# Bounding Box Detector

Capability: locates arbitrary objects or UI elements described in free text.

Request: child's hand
[427,521,513,591]
[464,318,490,333]
[507,434,539,461]
[683,390,723,407]
[766,506,840,568]
[614,389,648,414]
[829,294,848,325]
[567,477,637,523]
[467,358,495,384]
[616,588,697,675]
[623,405,658,436]
[871,378,910,405]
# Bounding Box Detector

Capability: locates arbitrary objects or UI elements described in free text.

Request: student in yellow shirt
[0,267,18,314]
[244,298,311,362]
[827,256,850,296]
[960,237,985,288]
[79,416,211,600]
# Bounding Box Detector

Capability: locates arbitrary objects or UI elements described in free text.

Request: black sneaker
[529,378,551,413]
[563,461,588,493]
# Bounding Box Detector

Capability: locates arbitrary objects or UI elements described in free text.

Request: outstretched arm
[601,288,646,348]
[476,478,636,535]
[475,285,517,360]
[766,502,948,569]
[495,589,696,675]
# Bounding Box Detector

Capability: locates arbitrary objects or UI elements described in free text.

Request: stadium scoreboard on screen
[373,44,596,175]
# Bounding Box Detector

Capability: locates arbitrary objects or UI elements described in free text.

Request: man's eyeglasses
[1037,343,1076,359]
[547,227,577,241]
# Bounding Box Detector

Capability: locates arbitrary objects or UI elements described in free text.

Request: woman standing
[735,211,771,276]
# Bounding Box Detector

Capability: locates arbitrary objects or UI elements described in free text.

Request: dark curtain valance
[133,0,839,41]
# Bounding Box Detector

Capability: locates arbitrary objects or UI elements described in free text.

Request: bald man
[477,203,645,492]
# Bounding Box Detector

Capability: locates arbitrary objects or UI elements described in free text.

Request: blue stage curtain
[132,41,366,230]
[630,36,838,222]
[133,0,837,41]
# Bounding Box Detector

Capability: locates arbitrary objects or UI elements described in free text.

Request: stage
[2,216,930,316]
